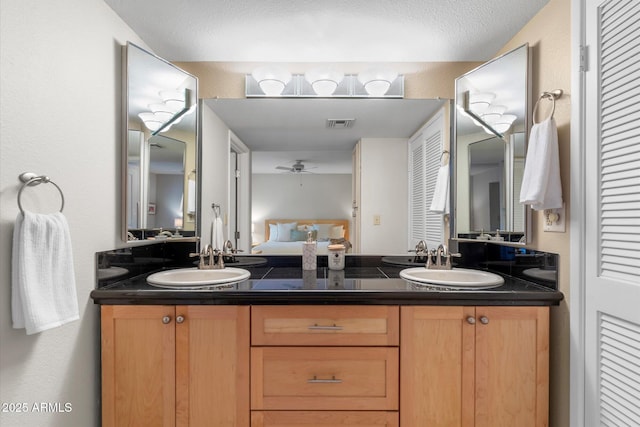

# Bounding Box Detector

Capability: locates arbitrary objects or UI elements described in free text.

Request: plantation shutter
[598,0,640,283]
[408,110,445,250]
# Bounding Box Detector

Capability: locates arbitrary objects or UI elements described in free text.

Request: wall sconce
[159,90,187,112]
[251,66,292,96]
[480,104,507,123]
[304,68,344,96]
[357,68,398,97]
[468,92,496,114]
[463,91,517,137]
[138,112,165,132]
[139,89,190,134]
[489,114,517,133]
[246,69,403,98]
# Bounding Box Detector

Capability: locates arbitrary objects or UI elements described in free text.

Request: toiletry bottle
[327,244,345,270]
[302,231,317,270]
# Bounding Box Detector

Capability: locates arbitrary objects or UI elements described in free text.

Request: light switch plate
[373,215,381,225]
[543,203,565,232]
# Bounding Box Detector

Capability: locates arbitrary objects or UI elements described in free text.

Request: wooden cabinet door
[175,305,250,427]
[101,305,176,427]
[400,306,475,427]
[401,306,550,427]
[474,306,549,427]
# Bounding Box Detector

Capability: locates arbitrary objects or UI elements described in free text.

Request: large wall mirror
[205,97,445,255]
[122,42,199,242]
[453,43,531,243]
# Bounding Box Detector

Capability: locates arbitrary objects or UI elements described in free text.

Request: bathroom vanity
[92,248,561,427]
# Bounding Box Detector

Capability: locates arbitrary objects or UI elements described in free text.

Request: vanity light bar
[245,74,404,98]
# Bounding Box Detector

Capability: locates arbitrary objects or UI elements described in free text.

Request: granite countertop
[90,262,563,307]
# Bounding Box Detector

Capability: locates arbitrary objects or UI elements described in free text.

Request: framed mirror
[205,97,446,255]
[453,43,531,243]
[122,42,199,242]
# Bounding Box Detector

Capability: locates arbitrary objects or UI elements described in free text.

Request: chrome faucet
[414,240,428,256]
[410,240,428,262]
[425,243,461,270]
[190,244,225,269]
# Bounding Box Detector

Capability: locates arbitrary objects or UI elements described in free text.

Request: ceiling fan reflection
[275,160,316,174]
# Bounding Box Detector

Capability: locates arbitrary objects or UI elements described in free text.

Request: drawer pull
[308,323,343,331]
[307,375,343,384]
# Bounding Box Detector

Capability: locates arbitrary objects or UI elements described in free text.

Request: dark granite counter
[91,263,562,307]
[91,244,563,306]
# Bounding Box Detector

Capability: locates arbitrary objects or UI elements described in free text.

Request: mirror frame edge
[450,42,532,246]
[120,41,201,244]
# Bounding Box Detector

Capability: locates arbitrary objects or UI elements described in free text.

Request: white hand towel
[429,164,450,214]
[12,211,79,335]
[187,179,196,214]
[211,217,224,249]
[519,117,563,210]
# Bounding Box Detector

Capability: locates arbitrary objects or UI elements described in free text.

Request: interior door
[584,1,640,425]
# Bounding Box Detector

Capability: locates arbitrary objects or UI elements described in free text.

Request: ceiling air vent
[326,119,355,129]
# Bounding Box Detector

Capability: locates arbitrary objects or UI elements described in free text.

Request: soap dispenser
[302,231,317,270]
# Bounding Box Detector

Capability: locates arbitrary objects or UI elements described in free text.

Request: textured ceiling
[111,0,547,173]
[103,0,549,62]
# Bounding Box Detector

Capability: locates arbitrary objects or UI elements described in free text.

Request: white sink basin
[400,267,504,289]
[146,267,250,289]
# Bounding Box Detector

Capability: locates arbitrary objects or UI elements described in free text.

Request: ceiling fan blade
[275,166,292,171]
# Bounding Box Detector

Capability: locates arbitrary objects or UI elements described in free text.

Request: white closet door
[585,1,640,425]
[408,109,445,251]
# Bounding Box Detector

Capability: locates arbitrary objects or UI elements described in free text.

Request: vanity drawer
[251,347,398,410]
[251,305,399,346]
[251,411,399,427]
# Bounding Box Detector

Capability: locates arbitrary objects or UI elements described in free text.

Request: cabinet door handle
[162,315,172,324]
[466,316,476,325]
[308,324,343,331]
[176,315,185,324]
[479,316,489,325]
[307,375,342,384]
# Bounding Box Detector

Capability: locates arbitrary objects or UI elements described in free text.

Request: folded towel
[12,212,79,335]
[519,117,563,210]
[211,217,224,249]
[429,164,450,214]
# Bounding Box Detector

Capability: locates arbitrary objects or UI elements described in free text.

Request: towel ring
[17,172,65,215]
[533,89,563,124]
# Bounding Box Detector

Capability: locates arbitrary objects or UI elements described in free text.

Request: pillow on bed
[330,225,345,239]
[271,222,297,242]
[312,223,335,241]
[291,229,317,241]
[268,224,279,241]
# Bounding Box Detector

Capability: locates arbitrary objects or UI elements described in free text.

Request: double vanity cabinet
[100,302,550,427]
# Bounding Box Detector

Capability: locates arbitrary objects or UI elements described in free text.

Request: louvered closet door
[585,1,640,426]
[408,109,445,250]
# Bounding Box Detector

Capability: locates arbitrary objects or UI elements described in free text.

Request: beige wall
[499,0,572,426]
[0,1,145,426]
